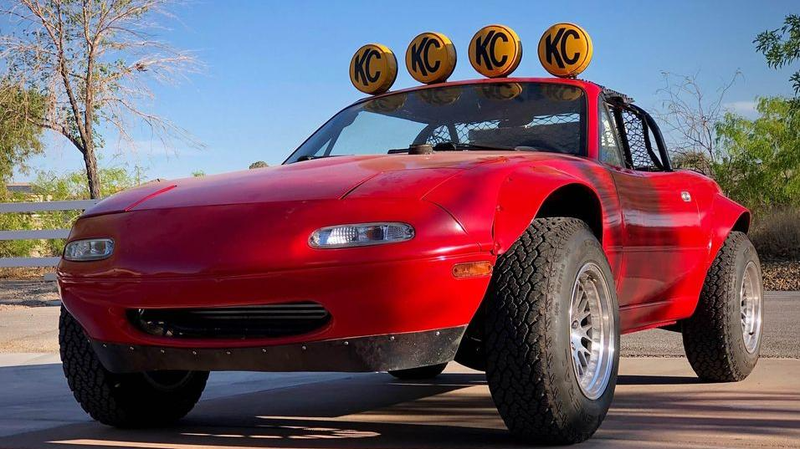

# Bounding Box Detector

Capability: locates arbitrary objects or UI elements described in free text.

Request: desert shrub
[750,208,800,261]
[0,192,37,258]
[31,167,141,256]
[714,97,800,214]
[671,151,713,176]
[1,166,143,262]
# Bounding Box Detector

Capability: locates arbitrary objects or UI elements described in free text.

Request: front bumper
[92,326,465,373]
[60,251,491,350]
[58,199,493,372]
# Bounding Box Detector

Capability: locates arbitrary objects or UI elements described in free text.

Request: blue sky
[14,0,800,182]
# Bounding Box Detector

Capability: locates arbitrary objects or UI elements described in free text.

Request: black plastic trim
[91,326,466,374]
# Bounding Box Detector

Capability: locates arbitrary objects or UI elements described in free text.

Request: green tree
[714,97,800,212]
[755,14,800,95]
[0,82,44,191]
[0,83,43,259]
[31,166,142,255]
[33,166,141,200]
[0,0,201,199]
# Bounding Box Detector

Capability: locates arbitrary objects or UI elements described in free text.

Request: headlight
[309,222,414,248]
[63,238,114,261]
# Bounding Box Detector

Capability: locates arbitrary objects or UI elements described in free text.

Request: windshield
[285,82,587,163]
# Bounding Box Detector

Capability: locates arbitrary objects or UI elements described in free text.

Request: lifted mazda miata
[58,27,763,446]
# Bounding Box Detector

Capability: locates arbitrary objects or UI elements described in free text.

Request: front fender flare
[493,168,599,254]
[425,164,596,254]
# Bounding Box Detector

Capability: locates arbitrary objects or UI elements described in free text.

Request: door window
[607,102,670,172]
[599,103,625,167]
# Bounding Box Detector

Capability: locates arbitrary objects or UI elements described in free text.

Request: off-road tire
[681,231,762,382]
[59,307,209,427]
[485,218,620,445]
[389,363,447,380]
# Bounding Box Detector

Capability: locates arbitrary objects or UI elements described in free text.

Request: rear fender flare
[706,193,751,270]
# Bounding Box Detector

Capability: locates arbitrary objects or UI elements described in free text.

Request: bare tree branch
[0,0,202,198]
[656,71,741,174]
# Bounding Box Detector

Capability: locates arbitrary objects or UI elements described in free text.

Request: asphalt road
[2,291,796,357]
[621,291,800,359]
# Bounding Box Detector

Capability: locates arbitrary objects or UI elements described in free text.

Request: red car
[58,78,764,444]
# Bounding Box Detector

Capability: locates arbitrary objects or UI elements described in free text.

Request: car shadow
[617,374,704,385]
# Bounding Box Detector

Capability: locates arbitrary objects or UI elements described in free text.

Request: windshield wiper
[295,154,344,162]
[387,142,519,154]
[434,142,520,152]
[442,143,546,152]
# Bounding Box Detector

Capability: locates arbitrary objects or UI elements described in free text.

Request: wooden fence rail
[0,199,99,271]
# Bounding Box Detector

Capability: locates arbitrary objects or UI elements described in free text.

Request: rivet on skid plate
[344,341,349,346]
[160,349,165,354]
[129,346,135,351]
[226,351,231,355]
[102,344,107,348]
[192,351,197,356]
[435,331,441,336]
[390,336,395,341]
[301,345,307,351]
[262,349,267,353]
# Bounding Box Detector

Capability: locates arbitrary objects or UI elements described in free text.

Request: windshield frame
[283,78,593,164]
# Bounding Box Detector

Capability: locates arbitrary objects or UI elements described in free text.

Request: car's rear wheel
[59,307,208,427]
[484,218,619,445]
[389,363,447,380]
[681,231,763,382]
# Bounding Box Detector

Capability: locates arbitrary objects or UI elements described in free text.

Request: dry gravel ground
[0,280,60,306]
[0,305,60,353]
[762,260,800,291]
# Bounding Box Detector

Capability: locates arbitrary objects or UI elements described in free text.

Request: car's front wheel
[59,307,208,427]
[484,218,620,445]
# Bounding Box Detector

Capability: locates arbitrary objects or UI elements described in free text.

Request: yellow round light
[468,24,523,78]
[542,83,584,101]
[349,43,398,95]
[537,23,593,78]
[416,86,462,105]
[405,32,457,84]
[478,82,524,101]
[364,94,406,113]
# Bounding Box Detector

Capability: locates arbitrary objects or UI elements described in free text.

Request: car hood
[83,153,514,216]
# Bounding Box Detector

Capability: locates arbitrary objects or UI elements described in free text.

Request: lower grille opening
[129,302,331,339]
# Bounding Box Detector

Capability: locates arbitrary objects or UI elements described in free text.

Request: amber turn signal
[452,261,493,279]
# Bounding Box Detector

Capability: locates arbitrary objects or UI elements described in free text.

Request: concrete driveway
[0,358,797,449]
[0,291,797,448]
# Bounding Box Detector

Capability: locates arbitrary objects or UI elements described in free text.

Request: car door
[601,100,706,310]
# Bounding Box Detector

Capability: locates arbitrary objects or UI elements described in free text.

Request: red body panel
[59,77,749,356]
